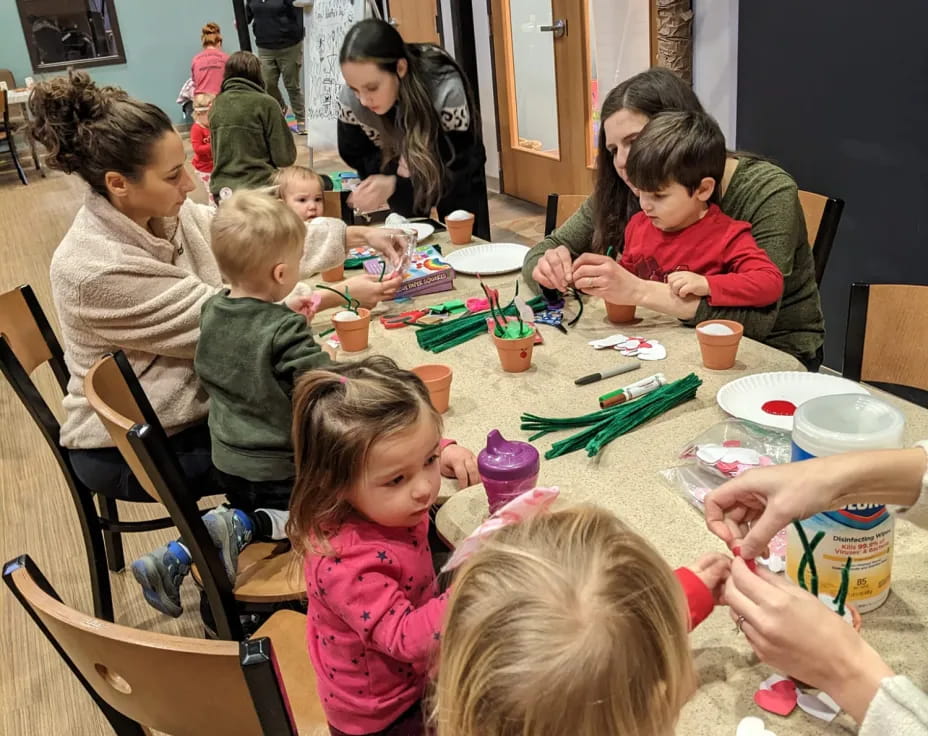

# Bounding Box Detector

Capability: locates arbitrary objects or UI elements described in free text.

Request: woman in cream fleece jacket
[706,444,928,734]
[30,72,402,501]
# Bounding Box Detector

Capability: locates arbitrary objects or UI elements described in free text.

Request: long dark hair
[592,68,704,254]
[340,18,479,212]
[29,70,174,197]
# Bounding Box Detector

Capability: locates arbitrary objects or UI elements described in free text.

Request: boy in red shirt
[621,111,783,307]
[191,93,215,204]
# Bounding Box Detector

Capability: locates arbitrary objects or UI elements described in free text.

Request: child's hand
[667,271,710,298]
[344,273,402,307]
[286,292,322,322]
[366,227,407,269]
[685,552,731,602]
[439,444,479,489]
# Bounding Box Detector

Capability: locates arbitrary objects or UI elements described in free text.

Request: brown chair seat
[191,542,305,604]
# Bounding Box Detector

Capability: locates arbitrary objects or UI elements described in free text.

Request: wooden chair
[3,554,326,736]
[323,188,355,225]
[797,189,844,287]
[0,285,179,621]
[85,351,305,640]
[544,193,588,237]
[1,89,28,185]
[843,283,928,406]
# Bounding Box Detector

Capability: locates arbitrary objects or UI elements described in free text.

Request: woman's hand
[342,273,402,308]
[531,245,575,292]
[685,552,731,603]
[363,227,407,269]
[705,448,927,559]
[724,558,893,722]
[348,174,396,214]
[439,444,479,489]
[572,253,644,304]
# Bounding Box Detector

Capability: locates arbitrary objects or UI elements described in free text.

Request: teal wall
[0,1,242,121]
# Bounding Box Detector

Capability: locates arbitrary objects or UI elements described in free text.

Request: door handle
[539,18,566,38]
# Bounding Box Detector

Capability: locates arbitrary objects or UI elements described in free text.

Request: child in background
[433,504,730,736]
[191,93,215,202]
[621,110,784,308]
[288,356,478,735]
[274,164,409,315]
[131,190,332,617]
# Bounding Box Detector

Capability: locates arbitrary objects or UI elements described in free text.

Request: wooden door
[387,0,441,44]
[490,0,594,206]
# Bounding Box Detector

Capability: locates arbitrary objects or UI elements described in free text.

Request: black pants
[212,469,292,512]
[801,345,825,373]
[328,701,425,736]
[69,423,214,503]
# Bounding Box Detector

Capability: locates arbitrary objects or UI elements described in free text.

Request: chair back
[84,352,243,639]
[844,283,928,403]
[0,285,115,619]
[544,193,587,237]
[798,189,845,286]
[0,69,15,90]
[323,189,355,225]
[3,555,297,736]
[0,89,8,126]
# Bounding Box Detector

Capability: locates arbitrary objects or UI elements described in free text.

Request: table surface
[314,230,928,735]
[6,88,30,105]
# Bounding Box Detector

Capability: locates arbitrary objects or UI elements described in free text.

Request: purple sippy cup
[478,429,540,514]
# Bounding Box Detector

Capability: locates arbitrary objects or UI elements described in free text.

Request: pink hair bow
[441,486,560,572]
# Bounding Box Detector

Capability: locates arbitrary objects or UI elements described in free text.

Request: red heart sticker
[754,687,797,716]
[771,679,797,698]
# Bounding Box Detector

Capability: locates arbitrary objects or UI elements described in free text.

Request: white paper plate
[716,371,870,431]
[380,222,435,242]
[444,242,530,275]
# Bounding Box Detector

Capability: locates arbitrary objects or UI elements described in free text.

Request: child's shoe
[203,507,254,583]
[130,541,191,617]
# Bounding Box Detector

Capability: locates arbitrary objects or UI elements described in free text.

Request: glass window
[16,0,126,72]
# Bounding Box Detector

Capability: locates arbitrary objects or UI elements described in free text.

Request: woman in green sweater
[523,68,824,369]
[209,50,297,201]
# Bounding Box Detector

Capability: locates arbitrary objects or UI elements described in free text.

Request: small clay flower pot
[604,301,637,324]
[332,308,371,352]
[696,319,744,370]
[412,364,453,413]
[492,330,535,373]
[321,264,345,282]
[446,214,475,245]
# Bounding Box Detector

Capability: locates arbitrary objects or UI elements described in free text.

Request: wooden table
[314,231,928,734]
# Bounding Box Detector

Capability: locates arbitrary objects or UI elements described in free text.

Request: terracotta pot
[321,264,345,282]
[446,214,475,245]
[604,301,637,324]
[412,364,453,413]
[332,308,371,352]
[695,319,744,370]
[492,331,535,373]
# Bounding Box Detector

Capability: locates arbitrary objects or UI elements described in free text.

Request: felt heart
[770,679,797,698]
[589,334,628,349]
[736,716,766,736]
[758,674,791,691]
[696,446,727,464]
[754,687,797,716]
[637,343,667,360]
[796,691,840,722]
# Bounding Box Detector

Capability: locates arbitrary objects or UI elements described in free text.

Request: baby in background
[131,190,333,618]
[433,504,730,736]
[275,164,326,222]
[621,110,784,308]
[191,92,215,203]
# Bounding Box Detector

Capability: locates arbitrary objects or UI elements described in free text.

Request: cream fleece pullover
[51,192,347,449]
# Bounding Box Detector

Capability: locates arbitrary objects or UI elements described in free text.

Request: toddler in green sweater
[131,190,332,617]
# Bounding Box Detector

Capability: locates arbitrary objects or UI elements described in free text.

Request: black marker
[574,362,640,386]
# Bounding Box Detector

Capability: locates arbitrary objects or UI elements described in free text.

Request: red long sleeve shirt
[190,122,213,174]
[621,204,784,308]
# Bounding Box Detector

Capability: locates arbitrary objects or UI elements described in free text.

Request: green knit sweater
[522,157,825,363]
[208,77,297,197]
[194,292,331,481]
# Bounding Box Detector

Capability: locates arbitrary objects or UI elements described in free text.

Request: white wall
[469,3,501,184]
[692,0,739,146]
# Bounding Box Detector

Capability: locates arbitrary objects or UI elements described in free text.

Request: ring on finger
[735,615,746,633]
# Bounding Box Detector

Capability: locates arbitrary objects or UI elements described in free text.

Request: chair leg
[97,496,126,572]
[7,137,28,185]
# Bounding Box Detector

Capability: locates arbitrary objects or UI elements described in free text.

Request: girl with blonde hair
[287,356,478,735]
[433,504,730,736]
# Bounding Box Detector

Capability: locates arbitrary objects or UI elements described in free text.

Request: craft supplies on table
[598,373,666,409]
[521,373,702,459]
[364,244,454,298]
[416,295,546,353]
[574,361,639,386]
[443,242,530,275]
[787,394,905,612]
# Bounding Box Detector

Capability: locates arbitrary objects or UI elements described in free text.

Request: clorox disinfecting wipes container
[786,394,905,612]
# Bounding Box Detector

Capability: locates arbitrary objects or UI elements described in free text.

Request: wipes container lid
[793,394,905,457]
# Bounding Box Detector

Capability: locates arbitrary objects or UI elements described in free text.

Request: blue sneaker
[203,508,253,583]
[130,541,191,618]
